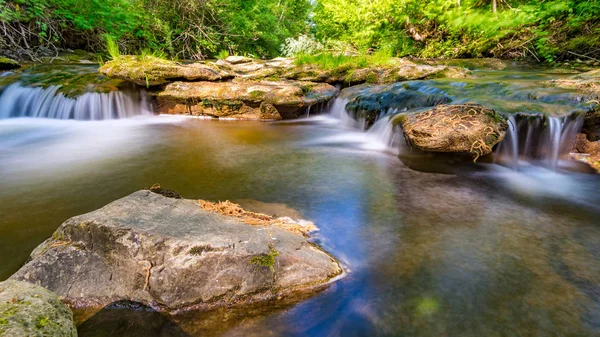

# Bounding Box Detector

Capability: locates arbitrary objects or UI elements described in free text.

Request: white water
[304,97,400,153]
[494,114,584,171]
[0,83,152,120]
[0,116,187,185]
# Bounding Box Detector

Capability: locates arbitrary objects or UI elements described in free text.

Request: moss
[249,244,279,272]
[249,90,266,101]
[0,56,20,70]
[392,114,408,127]
[188,245,217,256]
[365,72,378,84]
[35,316,50,329]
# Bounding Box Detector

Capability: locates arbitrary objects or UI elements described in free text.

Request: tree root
[138,260,152,291]
[470,139,493,162]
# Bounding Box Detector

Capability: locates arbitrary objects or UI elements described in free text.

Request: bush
[280,34,324,57]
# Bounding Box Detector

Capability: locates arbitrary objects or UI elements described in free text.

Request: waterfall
[494,114,583,170]
[0,83,152,120]
[315,97,398,152]
[328,98,356,128]
[366,116,397,149]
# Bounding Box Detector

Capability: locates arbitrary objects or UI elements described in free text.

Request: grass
[104,35,120,60]
[217,49,230,60]
[294,50,394,70]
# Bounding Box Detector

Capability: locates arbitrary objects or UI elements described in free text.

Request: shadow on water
[77,301,191,337]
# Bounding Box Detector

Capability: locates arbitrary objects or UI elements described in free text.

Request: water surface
[1,66,600,337]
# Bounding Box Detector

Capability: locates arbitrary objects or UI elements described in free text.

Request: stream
[1,64,600,336]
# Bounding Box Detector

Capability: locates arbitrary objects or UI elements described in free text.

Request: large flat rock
[99,56,233,86]
[156,80,336,120]
[11,190,343,312]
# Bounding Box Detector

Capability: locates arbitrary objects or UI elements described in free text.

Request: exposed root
[138,260,152,291]
[470,139,493,162]
[198,200,317,236]
[402,104,504,161]
[50,240,72,248]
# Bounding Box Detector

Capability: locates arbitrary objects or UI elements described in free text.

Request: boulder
[155,80,336,120]
[396,103,508,160]
[11,190,343,312]
[0,280,77,337]
[341,82,451,127]
[0,57,20,71]
[99,56,233,86]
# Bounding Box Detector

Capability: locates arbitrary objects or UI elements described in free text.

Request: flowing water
[1,65,600,337]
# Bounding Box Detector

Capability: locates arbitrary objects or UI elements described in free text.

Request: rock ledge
[11,190,343,312]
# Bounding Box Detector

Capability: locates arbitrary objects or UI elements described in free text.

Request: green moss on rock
[0,57,20,71]
[0,280,77,337]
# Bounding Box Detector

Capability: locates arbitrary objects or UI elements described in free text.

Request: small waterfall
[0,83,152,120]
[316,97,398,152]
[495,115,519,168]
[328,98,356,128]
[366,116,397,148]
[494,114,584,170]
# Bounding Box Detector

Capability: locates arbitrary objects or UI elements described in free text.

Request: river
[1,64,599,336]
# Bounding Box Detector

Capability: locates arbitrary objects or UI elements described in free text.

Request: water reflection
[0,115,600,336]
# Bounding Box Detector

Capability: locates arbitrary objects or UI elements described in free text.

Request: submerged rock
[397,103,507,160]
[341,82,451,127]
[156,80,336,120]
[11,190,342,312]
[99,56,233,86]
[0,280,77,337]
[0,64,126,98]
[0,56,20,71]
[549,69,600,97]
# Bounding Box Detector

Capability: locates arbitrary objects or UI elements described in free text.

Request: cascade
[0,83,152,120]
[320,97,399,151]
[494,114,583,170]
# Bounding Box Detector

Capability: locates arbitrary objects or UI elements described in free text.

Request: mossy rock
[99,55,233,86]
[155,80,336,120]
[0,280,77,337]
[0,57,20,71]
[1,64,126,98]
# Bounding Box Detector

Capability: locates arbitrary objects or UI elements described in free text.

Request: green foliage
[104,35,120,60]
[1,0,598,62]
[294,52,392,70]
[249,244,279,272]
[216,50,229,60]
[1,0,311,59]
[312,0,600,62]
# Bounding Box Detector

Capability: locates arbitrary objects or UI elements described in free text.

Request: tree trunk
[492,0,497,13]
